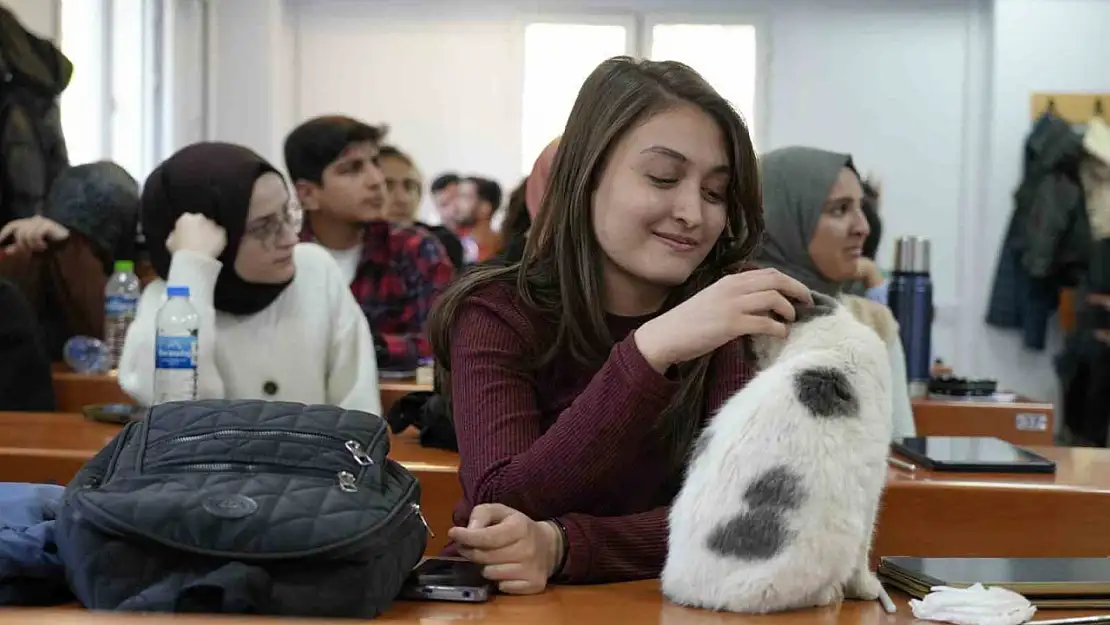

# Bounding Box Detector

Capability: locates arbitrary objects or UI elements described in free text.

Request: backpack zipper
[147,461,362,492]
[411,502,434,537]
[150,429,376,467]
[155,429,344,447]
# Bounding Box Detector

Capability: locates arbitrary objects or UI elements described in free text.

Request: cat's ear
[793,291,838,325]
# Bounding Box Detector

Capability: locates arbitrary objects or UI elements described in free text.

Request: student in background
[285,116,454,374]
[0,162,139,359]
[454,176,503,263]
[427,56,810,593]
[0,278,54,411]
[525,137,559,219]
[848,177,888,303]
[118,142,380,414]
[497,138,560,264]
[757,146,915,439]
[430,173,460,228]
[379,145,464,269]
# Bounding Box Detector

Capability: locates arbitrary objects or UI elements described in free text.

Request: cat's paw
[814,584,845,607]
[844,569,883,601]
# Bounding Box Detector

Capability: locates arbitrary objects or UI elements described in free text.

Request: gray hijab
[757,146,856,296]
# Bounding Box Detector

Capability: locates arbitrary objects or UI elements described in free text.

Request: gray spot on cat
[707,507,792,560]
[743,465,805,509]
[705,466,807,561]
[794,367,859,418]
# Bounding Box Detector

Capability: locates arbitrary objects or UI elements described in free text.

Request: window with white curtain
[59,0,164,180]
[519,21,630,174]
[59,0,107,166]
[519,16,761,170]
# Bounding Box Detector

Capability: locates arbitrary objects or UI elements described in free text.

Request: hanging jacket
[987,113,1089,349]
[0,4,72,227]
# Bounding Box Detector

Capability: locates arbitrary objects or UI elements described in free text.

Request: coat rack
[1031,92,1110,124]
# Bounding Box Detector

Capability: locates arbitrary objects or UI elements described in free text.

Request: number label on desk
[1015,412,1048,432]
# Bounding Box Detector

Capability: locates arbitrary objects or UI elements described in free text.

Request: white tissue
[909,584,1036,625]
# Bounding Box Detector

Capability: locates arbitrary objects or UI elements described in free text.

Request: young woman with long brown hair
[427,57,811,594]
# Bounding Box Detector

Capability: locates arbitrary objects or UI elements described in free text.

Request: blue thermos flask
[887,236,933,399]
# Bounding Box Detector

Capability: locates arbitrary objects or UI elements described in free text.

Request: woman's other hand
[855,257,885,289]
[448,503,563,595]
[166,213,227,259]
[0,216,70,255]
[634,268,813,373]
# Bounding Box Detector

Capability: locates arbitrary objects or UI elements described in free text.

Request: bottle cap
[114,260,135,273]
[893,236,931,274]
[166,286,190,298]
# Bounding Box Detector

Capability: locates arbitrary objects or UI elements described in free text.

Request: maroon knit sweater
[447,281,755,584]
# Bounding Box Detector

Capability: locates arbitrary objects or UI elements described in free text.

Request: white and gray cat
[662,291,893,614]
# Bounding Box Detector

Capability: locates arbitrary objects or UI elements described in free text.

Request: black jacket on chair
[0,278,55,411]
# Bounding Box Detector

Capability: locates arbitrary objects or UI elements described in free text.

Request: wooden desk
[7,410,1110,561]
[0,584,1096,624]
[876,446,1110,560]
[912,397,1055,446]
[49,371,432,417]
[51,371,132,413]
[387,428,459,555]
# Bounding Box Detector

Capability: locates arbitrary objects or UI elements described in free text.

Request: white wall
[208,0,294,167]
[198,0,1110,402]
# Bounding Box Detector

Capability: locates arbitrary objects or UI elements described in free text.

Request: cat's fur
[662,292,893,614]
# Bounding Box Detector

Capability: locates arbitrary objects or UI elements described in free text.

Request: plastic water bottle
[63,336,111,375]
[154,286,199,403]
[104,260,140,369]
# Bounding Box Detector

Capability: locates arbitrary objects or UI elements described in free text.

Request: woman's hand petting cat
[634,268,813,373]
[166,213,227,259]
[0,216,70,255]
[449,503,563,595]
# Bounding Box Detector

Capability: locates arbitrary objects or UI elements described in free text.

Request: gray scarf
[757,146,855,296]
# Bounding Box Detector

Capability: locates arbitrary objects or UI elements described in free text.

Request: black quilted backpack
[54,399,428,618]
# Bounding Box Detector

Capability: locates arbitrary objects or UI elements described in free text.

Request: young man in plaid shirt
[284,115,455,373]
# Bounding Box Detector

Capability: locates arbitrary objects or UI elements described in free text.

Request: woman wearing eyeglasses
[117,142,381,414]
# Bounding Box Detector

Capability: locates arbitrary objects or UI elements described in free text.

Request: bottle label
[106,294,138,316]
[155,334,197,369]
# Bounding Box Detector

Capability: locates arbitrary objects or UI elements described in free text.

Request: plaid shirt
[302,220,455,371]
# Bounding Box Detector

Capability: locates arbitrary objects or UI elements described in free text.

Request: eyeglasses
[244,200,303,247]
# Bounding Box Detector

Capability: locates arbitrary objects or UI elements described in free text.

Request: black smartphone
[398,557,493,603]
[82,403,142,424]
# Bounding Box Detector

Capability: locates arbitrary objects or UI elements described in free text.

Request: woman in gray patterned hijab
[757,146,916,439]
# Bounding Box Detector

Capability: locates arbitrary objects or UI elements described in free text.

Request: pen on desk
[876,585,897,614]
[887,456,916,472]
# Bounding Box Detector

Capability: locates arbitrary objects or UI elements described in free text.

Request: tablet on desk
[891,436,1056,473]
